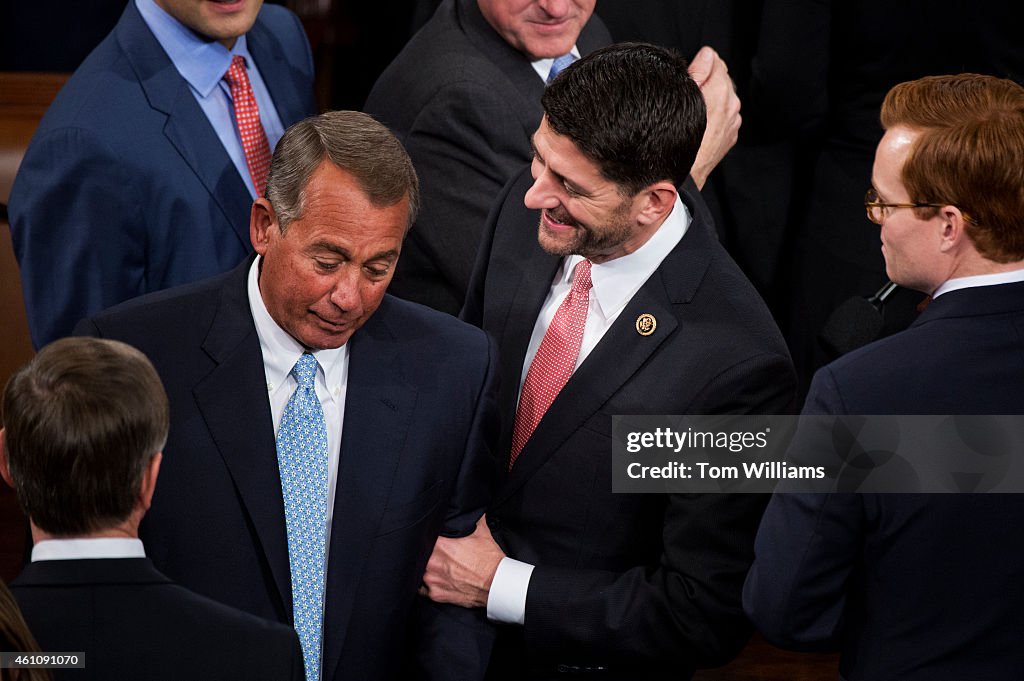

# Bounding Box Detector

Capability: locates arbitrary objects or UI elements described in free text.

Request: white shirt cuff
[486,556,535,625]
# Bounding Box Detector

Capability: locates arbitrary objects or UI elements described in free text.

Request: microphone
[818,281,899,358]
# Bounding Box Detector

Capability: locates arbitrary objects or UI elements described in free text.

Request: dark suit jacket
[462,167,796,679]
[9,1,316,348]
[744,282,1024,680]
[363,0,612,315]
[11,557,304,681]
[75,257,500,681]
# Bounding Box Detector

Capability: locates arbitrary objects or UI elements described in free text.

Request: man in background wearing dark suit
[2,336,304,681]
[77,111,498,681]
[364,0,739,315]
[744,74,1024,681]
[9,0,317,348]
[418,44,795,680]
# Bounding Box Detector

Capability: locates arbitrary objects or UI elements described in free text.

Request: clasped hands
[419,514,505,609]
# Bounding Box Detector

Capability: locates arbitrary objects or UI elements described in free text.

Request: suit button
[487,516,501,530]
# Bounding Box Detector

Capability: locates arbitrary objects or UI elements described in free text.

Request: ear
[250,198,279,255]
[0,429,12,489]
[938,205,969,253]
[635,181,679,226]
[138,452,162,514]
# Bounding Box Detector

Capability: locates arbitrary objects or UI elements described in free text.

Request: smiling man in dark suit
[76,111,498,681]
[10,0,316,348]
[744,74,1024,681]
[3,337,304,681]
[418,43,795,680]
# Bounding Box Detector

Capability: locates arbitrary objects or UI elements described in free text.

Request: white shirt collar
[561,194,690,320]
[530,45,581,83]
[32,538,146,562]
[247,257,348,395]
[932,266,1024,298]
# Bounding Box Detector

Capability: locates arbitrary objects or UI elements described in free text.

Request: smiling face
[525,117,658,263]
[872,125,950,293]
[476,0,595,60]
[251,160,409,350]
[153,0,263,48]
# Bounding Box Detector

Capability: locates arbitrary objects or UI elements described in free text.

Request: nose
[537,0,570,19]
[524,163,561,211]
[328,266,363,314]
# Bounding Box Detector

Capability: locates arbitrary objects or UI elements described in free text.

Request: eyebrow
[530,137,591,197]
[310,241,399,262]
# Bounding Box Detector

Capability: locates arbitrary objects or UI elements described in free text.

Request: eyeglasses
[864,188,945,225]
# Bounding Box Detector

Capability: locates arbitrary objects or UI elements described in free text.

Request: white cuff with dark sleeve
[486,556,535,625]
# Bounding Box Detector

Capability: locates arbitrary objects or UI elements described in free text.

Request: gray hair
[265,110,420,231]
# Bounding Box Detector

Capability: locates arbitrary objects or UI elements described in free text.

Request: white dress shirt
[932,267,1024,298]
[32,537,146,562]
[247,257,349,560]
[488,194,691,625]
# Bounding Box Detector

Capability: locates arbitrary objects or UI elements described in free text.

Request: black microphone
[818,281,899,358]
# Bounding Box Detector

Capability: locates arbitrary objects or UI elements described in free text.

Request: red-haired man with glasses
[745,73,1024,681]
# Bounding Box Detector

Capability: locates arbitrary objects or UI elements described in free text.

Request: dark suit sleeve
[401,81,534,304]
[742,366,860,650]
[522,353,795,669]
[409,330,501,680]
[10,127,146,348]
[440,332,501,537]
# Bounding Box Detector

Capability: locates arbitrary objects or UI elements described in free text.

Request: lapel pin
[635,313,657,336]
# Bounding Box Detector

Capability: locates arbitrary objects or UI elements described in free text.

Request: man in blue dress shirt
[9,0,316,347]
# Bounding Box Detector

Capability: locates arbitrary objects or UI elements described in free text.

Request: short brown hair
[2,338,169,536]
[266,110,420,231]
[881,74,1024,262]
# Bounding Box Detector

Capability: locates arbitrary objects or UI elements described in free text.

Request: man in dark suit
[418,44,795,679]
[2,336,304,681]
[76,111,498,681]
[9,0,317,348]
[744,74,1024,680]
[364,0,740,315]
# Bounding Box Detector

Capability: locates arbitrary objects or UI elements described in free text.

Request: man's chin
[537,223,579,257]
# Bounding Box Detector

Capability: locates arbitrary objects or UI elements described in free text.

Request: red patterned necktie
[223,55,272,196]
[510,259,593,469]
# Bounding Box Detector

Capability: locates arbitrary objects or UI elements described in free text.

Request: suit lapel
[247,13,310,128]
[321,300,418,681]
[457,0,545,128]
[115,2,252,251]
[192,260,292,619]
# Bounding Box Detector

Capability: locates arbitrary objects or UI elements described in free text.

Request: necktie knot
[547,52,577,84]
[291,353,319,389]
[569,259,593,300]
[223,54,248,88]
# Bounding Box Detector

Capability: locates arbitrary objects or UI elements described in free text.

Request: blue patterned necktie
[276,352,329,681]
[547,52,577,84]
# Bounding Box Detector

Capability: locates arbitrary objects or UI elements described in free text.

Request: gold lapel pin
[635,313,657,336]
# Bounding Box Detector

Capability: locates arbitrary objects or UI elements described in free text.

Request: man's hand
[688,46,742,190]
[420,515,505,609]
